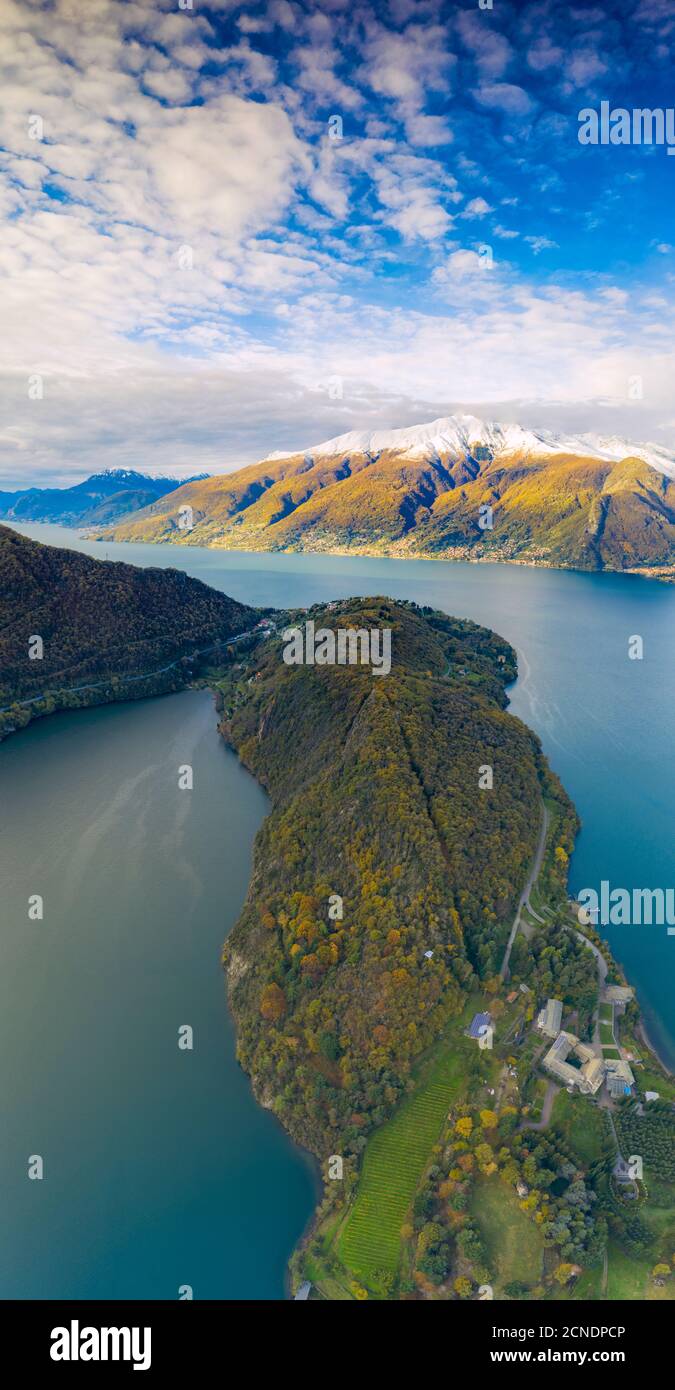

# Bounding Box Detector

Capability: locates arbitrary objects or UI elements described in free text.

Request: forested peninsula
[217,597,675,1302]
[220,597,568,1155]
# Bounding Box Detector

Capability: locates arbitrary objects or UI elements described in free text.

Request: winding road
[0,630,257,717]
[500,798,549,980]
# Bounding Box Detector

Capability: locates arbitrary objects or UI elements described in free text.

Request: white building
[537,998,563,1039]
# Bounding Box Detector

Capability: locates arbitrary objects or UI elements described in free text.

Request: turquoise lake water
[0,686,317,1298]
[2,523,674,1296]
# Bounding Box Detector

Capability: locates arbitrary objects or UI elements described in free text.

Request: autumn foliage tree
[260,983,286,1021]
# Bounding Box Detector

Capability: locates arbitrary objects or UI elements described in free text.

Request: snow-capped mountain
[101,412,675,577]
[294,414,675,481]
[0,469,210,527]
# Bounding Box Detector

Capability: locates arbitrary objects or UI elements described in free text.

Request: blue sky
[2,0,675,484]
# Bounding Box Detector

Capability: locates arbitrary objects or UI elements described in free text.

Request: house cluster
[538,997,635,1098]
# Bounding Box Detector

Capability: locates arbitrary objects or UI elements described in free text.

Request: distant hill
[0,525,255,731]
[0,469,209,527]
[96,415,675,575]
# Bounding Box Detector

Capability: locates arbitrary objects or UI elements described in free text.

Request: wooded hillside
[221,598,568,1159]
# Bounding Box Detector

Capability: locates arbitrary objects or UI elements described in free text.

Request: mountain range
[0,469,209,527]
[94,416,675,576]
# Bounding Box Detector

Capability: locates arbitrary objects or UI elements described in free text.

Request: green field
[337,1042,465,1288]
[600,1022,615,1046]
[606,1244,653,1300]
[568,1264,604,1300]
[599,1003,613,1024]
[638,1068,675,1103]
[551,1090,611,1166]
[470,1175,545,1293]
[527,1076,549,1122]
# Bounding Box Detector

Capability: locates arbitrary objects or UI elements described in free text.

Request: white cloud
[4,268,675,486]
[363,23,455,105]
[475,83,534,116]
[564,47,608,86]
[462,196,493,218]
[524,235,559,253]
[455,11,513,77]
[404,113,453,147]
[526,37,564,71]
[1,0,674,488]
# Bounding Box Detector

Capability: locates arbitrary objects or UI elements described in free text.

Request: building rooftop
[608,1074,632,1099]
[537,998,563,1038]
[468,1011,492,1039]
[605,1058,635,1084]
[542,1031,605,1095]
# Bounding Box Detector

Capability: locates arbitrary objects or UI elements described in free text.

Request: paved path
[519,1079,559,1132]
[601,1248,609,1297]
[500,799,549,980]
[565,925,609,1057]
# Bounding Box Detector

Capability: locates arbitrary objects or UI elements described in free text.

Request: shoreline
[82,524,675,585]
[637,1017,675,1080]
[9,518,673,586]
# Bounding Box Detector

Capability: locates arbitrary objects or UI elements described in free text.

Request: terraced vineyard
[338,1043,465,1288]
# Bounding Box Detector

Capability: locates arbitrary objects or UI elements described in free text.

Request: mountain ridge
[0,523,254,736]
[268,414,675,482]
[94,414,675,576]
[0,469,210,527]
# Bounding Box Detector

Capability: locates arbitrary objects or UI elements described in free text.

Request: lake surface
[3,523,675,1296]
[0,686,316,1298]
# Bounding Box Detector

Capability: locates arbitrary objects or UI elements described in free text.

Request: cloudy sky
[2,0,675,486]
